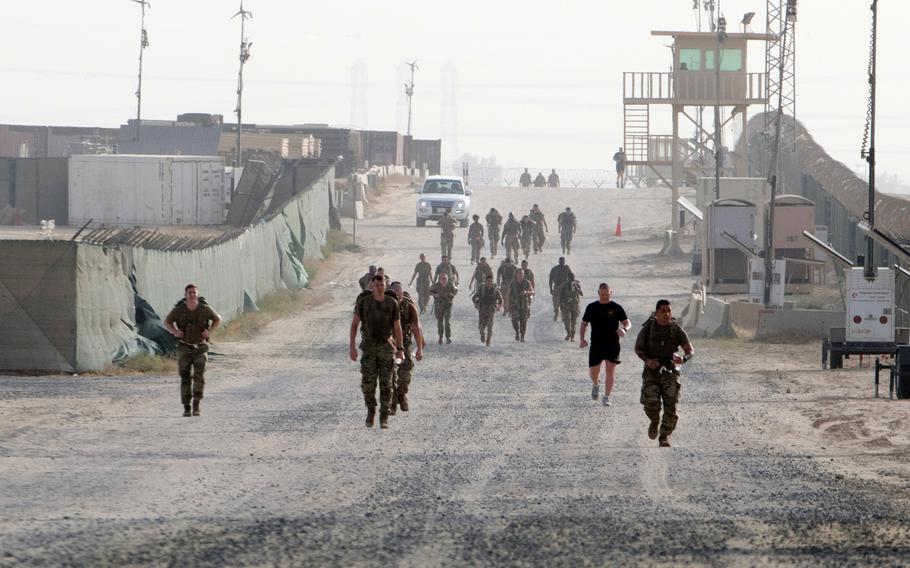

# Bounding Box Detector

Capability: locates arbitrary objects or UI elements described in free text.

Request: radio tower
[232,1,253,167]
[130,0,151,142]
[764,0,797,152]
[404,60,418,136]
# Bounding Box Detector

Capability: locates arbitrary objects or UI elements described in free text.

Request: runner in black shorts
[579,283,630,407]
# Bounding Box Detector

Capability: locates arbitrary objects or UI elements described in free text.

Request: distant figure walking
[166,284,222,417]
[533,172,547,187]
[519,168,532,188]
[613,147,627,188]
[547,169,560,187]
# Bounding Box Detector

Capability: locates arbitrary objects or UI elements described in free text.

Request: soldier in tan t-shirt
[165,284,222,417]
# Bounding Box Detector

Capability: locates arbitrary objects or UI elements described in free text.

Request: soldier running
[469,257,494,291]
[165,284,222,417]
[388,282,425,416]
[520,259,536,290]
[434,255,459,285]
[472,274,503,346]
[467,214,485,265]
[501,212,521,261]
[548,256,572,321]
[579,283,630,408]
[519,214,535,260]
[634,299,694,448]
[408,253,433,314]
[485,207,503,258]
[497,257,518,317]
[429,273,458,344]
[558,271,583,341]
[438,211,457,259]
[529,204,548,253]
[557,207,577,254]
[509,269,535,342]
[350,275,406,429]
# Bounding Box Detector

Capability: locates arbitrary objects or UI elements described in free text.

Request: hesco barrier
[0,164,336,372]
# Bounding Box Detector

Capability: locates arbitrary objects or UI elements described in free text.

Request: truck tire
[830,350,843,370]
[417,217,426,227]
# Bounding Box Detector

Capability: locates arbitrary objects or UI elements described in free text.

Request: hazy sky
[2,1,908,181]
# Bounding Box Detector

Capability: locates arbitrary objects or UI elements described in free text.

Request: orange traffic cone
[614,216,622,237]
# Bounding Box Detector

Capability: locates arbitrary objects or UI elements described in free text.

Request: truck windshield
[423,180,464,194]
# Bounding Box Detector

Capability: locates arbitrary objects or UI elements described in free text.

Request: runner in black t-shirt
[579,283,631,407]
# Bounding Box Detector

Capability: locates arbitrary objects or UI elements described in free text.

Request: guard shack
[706,198,758,294]
[623,29,771,242]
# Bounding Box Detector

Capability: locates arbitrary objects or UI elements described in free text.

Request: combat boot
[648,417,660,440]
[515,330,520,341]
[365,408,376,428]
[486,336,491,346]
[658,437,671,448]
[379,413,390,429]
[183,405,191,417]
[446,337,452,344]
[388,400,398,416]
[192,401,201,417]
[438,336,443,345]
[399,394,409,412]
[480,331,486,344]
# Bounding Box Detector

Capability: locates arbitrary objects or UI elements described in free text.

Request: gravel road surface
[1,185,908,566]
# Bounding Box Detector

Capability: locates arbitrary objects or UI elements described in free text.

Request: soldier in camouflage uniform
[634,299,694,447]
[388,282,425,416]
[520,259,536,291]
[509,269,535,341]
[501,212,521,261]
[429,273,458,344]
[438,212,457,259]
[408,253,433,314]
[469,257,494,291]
[557,207,577,254]
[497,257,518,317]
[358,265,377,292]
[472,274,503,346]
[548,256,572,321]
[529,204,548,254]
[434,255,459,285]
[165,284,222,417]
[467,214,485,265]
[350,275,405,429]
[486,207,503,258]
[558,271,583,341]
[519,215,536,260]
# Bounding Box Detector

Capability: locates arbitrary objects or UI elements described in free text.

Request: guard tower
[622,27,773,242]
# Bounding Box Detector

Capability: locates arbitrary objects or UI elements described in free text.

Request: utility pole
[130,0,151,142]
[404,60,418,137]
[233,2,253,167]
[862,0,878,280]
[713,7,726,200]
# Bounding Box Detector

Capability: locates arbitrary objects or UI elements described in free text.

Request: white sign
[845,267,895,342]
[749,259,785,307]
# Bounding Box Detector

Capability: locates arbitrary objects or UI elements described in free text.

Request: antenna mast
[131,0,151,142]
[233,2,253,167]
[405,60,418,137]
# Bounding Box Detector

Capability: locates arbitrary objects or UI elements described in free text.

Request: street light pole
[233,2,253,167]
[130,0,151,142]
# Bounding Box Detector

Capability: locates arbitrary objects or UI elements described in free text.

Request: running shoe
[591,383,599,401]
[602,394,612,407]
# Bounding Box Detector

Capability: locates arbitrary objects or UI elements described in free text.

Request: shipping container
[68,155,226,226]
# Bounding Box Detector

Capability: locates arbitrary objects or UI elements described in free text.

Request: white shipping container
[68,154,226,226]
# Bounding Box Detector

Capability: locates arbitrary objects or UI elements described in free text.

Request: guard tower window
[679,48,702,71]
[705,48,743,71]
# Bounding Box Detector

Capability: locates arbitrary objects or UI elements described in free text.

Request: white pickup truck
[415,175,472,227]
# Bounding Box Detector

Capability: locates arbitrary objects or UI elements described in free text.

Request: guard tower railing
[623,72,769,104]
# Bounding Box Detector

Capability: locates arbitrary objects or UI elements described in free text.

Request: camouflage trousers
[511,304,530,338]
[560,232,573,254]
[520,236,532,258]
[392,341,413,403]
[470,239,484,264]
[416,279,430,313]
[435,304,453,339]
[440,235,454,259]
[640,369,681,439]
[478,309,496,341]
[533,229,545,253]
[178,343,208,406]
[488,227,500,257]
[561,303,579,339]
[504,237,520,261]
[551,290,561,318]
[360,343,395,413]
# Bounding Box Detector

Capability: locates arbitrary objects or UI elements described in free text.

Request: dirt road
[1,184,908,566]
